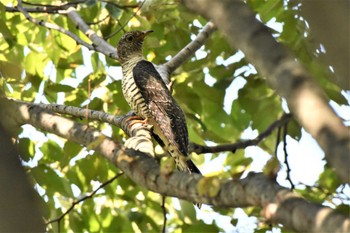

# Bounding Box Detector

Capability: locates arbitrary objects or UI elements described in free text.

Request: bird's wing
[133,60,189,155]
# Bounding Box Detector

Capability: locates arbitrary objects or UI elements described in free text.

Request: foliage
[0,0,348,232]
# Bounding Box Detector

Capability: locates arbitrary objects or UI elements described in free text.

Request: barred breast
[121,66,151,119]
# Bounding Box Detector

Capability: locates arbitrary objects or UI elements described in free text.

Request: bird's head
[117,30,153,63]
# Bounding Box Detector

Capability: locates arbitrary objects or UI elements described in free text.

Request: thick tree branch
[182,0,350,184]
[0,98,348,233]
[0,124,44,232]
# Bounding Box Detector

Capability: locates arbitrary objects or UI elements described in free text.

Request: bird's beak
[141,30,154,39]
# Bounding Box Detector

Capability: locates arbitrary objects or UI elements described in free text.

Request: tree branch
[182,0,350,184]
[161,196,167,233]
[46,172,124,226]
[155,21,216,84]
[283,123,294,189]
[8,100,142,136]
[0,125,44,232]
[15,0,95,50]
[189,113,292,154]
[101,0,140,10]
[8,1,118,59]
[5,1,138,14]
[165,21,216,75]
[5,1,82,14]
[65,6,119,60]
[0,98,348,233]
[12,101,292,155]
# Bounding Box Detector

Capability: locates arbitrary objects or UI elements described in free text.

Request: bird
[117,30,201,175]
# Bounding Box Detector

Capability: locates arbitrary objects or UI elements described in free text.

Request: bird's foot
[125,115,148,128]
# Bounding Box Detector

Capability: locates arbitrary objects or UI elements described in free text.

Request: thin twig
[6,0,85,14]
[104,0,145,40]
[22,0,84,7]
[101,0,140,10]
[190,113,292,154]
[87,14,110,26]
[283,123,294,189]
[46,172,124,226]
[275,126,281,156]
[161,196,167,233]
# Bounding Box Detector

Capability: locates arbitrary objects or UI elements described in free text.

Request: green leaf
[72,154,109,183]
[31,164,73,197]
[106,215,132,232]
[230,100,251,131]
[66,165,86,192]
[127,210,159,232]
[106,3,122,19]
[62,141,82,167]
[24,51,47,75]
[40,140,63,163]
[46,82,75,93]
[107,81,130,113]
[231,218,238,226]
[225,150,252,178]
[296,186,326,204]
[287,118,301,140]
[18,138,35,162]
[238,76,282,132]
[174,82,202,114]
[0,60,22,80]
[0,13,16,47]
[319,167,341,193]
[179,200,196,223]
[69,211,86,233]
[257,0,284,23]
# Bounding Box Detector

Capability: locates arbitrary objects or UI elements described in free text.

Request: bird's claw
[125,115,148,128]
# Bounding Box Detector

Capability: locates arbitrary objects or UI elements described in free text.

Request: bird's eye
[126,35,133,42]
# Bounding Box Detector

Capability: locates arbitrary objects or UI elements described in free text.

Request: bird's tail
[186,160,201,174]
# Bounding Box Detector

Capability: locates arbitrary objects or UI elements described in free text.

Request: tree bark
[0,111,44,232]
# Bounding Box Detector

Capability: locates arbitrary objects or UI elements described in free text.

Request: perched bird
[117,30,201,175]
